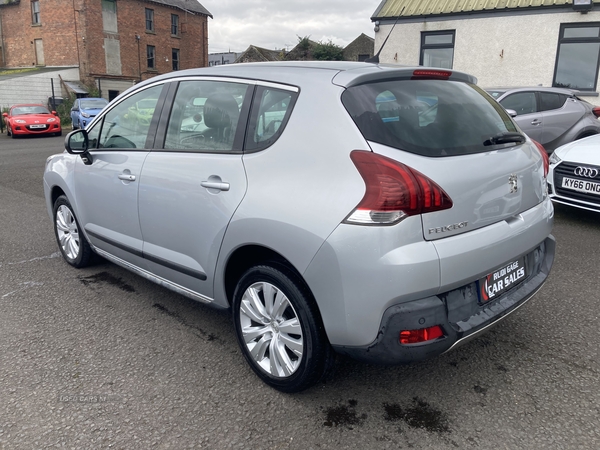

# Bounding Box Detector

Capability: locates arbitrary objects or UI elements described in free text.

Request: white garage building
[371,0,600,104]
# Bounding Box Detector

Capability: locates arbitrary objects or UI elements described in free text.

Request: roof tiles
[373,0,600,18]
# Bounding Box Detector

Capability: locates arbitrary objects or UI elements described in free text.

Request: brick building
[0,0,211,99]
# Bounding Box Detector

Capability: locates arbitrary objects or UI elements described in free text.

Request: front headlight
[549,152,561,165]
[81,112,91,118]
[15,119,26,123]
[47,118,56,123]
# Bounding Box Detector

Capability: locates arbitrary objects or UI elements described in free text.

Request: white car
[549,134,600,213]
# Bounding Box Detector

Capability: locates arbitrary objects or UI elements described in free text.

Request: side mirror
[65,129,93,165]
[2,113,7,118]
[52,111,58,116]
[505,109,518,118]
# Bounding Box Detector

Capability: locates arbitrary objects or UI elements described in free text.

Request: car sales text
[487,262,525,298]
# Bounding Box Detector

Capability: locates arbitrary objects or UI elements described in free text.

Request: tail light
[592,106,600,118]
[400,326,444,344]
[345,150,453,225]
[531,140,549,178]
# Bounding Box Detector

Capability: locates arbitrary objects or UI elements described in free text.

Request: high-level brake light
[412,69,452,80]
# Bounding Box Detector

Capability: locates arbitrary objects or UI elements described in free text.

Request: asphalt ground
[1,133,599,449]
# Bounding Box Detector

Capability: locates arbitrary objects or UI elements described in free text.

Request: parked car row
[2,97,110,139]
[485,88,600,214]
[7,59,598,393]
[43,62,555,392]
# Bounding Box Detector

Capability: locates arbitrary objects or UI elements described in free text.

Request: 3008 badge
[480,257,527,303]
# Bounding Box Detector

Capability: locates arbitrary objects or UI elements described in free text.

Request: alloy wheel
[55,205,80,260]
[239,281,304,377]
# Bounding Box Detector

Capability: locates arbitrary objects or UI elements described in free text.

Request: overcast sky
[203,0,380,54]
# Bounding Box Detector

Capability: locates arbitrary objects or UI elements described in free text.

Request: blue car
[70,98,108,129]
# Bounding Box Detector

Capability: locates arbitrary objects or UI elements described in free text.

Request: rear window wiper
[483,132,526,146]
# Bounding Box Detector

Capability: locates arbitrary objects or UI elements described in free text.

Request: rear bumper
[332,236,555,364]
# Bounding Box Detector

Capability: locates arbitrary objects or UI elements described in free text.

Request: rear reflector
[592,106,600,118]
[412,69,452,80]
[400,326,444,344]
[531,140,549,178]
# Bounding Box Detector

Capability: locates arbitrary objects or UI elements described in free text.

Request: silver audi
[43,62,555,392]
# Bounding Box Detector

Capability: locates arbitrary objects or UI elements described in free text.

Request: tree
[313,40,344,61]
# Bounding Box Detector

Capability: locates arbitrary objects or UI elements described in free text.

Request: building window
[102,0,117,33]
[172,48,179,71]
[145,8,154,32]
[358,54,370,62]
[553,23,600,91]
[171,14,179,36]
[147,45,156,69]
[31,1,40,25]
[34,38,44,65]
[420,31,455,69]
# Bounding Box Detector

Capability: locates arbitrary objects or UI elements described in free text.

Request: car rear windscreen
[342,80,519,157]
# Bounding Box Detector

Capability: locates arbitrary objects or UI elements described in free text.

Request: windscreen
[342,80,519,157]
[80,99,108,109]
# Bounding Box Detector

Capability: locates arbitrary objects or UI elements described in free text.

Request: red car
[3,104,62,138]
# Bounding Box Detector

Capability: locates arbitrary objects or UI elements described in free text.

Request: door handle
[118,174,136,182]
[201,181,230,191]
[531,119,542,125]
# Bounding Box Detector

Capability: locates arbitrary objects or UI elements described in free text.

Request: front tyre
[53,195,93,268]
[232,264,333,393]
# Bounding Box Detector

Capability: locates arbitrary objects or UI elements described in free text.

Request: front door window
[87,84,163,150]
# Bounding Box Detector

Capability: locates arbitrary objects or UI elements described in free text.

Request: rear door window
[539,92,567,111]
[245,86,298,152]
[164,80,251,152]
[342,79,518,157]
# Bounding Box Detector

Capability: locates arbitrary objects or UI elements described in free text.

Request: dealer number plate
[562,177,600,196]
[29,124,46,129]
[479,257,526,304]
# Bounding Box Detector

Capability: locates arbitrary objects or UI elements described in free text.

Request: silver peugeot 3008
[44,62,555,392]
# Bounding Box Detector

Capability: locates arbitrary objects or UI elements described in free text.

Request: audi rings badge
[574,166,599,178]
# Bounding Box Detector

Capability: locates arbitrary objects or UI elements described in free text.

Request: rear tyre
[232,264,333,393]
[53,195,93,268]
